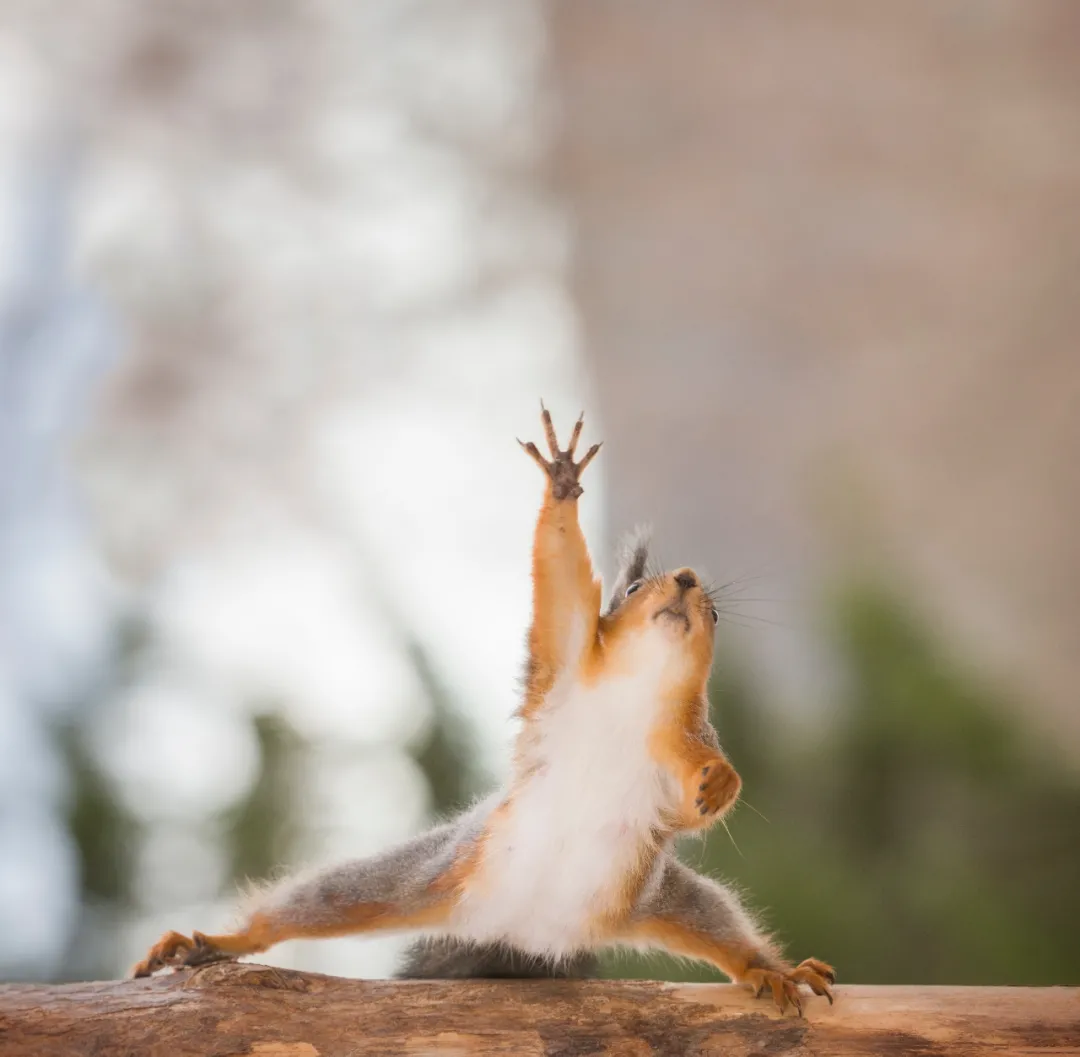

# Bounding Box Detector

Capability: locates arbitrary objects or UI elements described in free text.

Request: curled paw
[791,957,836,1004]
[692,757,741,820]
[518,403,601,501]
[131,929,235,978]
[744,959,836,1015]
[745,967,804,1016]
[131,929,194,977]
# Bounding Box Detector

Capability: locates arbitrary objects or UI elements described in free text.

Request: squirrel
[131,407,834,1014]
[396,528,699,983]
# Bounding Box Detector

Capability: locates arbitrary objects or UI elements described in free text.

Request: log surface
[0,963,1077,1056]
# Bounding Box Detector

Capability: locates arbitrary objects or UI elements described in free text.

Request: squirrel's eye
[625,580,643,597]
[711,608,719,625]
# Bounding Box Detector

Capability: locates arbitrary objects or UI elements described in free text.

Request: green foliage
[59,723,139,908]
[406,637,490,815]
[604,581,1080,985]
[221,710,305,887]
[42,578,1080,985]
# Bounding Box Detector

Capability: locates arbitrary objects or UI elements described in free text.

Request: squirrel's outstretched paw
[744,958,835,1015]
[131,930,195,977]
[518,403,601,500]
[131,929,238,977]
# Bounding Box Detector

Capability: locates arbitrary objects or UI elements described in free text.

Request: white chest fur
[452,640,678,958]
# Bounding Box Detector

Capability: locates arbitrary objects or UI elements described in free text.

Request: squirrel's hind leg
[131,818,473,977]
[616,858,834,1015]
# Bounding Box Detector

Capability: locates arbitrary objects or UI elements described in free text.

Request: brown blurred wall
[546,2,1080,751]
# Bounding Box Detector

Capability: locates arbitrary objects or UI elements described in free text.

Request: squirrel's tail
[395,938,598,980]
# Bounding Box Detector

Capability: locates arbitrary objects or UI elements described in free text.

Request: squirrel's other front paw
[691,756,741,821]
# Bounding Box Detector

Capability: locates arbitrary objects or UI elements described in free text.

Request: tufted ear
[605,527,652,615]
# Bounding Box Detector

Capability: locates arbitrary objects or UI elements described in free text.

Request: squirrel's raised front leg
[619,859,835,1015]
[131,823,464,977]
[650,719,742,832]
[518,404,603,716]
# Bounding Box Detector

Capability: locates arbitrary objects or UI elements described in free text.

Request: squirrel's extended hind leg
[618,858,834,1015]
[132,819,468,977]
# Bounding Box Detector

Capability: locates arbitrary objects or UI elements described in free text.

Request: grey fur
[695,713,721,752]
[604,528,652,615]
[246,794,603,980]
[396,938,598,979]
[629,855,784,971]
[221,525,780,982]
[244,815,776,980]
[253,799,494,930]
[393,853,776,979]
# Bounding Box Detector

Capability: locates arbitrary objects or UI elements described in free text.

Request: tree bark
[0,963,1077,1056]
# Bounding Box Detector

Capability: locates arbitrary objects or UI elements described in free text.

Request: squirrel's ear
[605,527,652,614]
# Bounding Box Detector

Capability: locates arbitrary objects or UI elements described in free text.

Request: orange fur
[518,480,602,721]
[511,416,737,920]
[431,795,518,900]
[131,901,454,977]
[591,829,666,931]
[132,409,794,986]
[583,565,736,836]
[648,718,741,832]
[618,917,835,1012]
[620,914,764,979]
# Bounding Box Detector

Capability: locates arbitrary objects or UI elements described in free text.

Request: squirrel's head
[599,531,717,686]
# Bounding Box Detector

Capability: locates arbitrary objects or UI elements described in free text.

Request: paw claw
[577,442,602,474]
[744,960,835,1016]
[686,756,741,826]
[566,413,585,456]
[131,930,196,978]
[797,957,836,985]
[131,959,158,979]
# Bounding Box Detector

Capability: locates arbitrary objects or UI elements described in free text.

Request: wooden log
[0,963,1077,1056]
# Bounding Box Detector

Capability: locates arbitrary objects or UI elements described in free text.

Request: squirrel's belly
[450,700,670,956]
[453,802,657,955]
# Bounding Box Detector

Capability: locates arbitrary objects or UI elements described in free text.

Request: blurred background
[1,1,1077,986]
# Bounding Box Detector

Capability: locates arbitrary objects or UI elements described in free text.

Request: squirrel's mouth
[653,605,691,632]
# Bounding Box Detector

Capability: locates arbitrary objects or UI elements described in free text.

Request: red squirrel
[132,407,833,1014]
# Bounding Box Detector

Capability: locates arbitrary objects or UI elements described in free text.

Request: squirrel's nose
[674,570,697,592]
